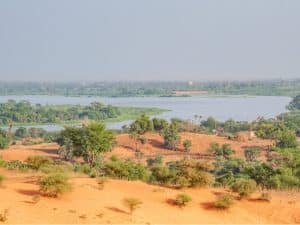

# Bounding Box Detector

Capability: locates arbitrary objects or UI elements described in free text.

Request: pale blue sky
[0,0,299,81]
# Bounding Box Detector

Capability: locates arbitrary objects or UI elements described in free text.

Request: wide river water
[0,95,291,131]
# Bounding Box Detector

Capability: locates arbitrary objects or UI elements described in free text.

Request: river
[0,95,291,131]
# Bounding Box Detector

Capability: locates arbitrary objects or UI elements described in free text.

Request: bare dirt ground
[1,132,296,224]
[0,132,272,163]
[0,168,299,224]
[113,132,273,162]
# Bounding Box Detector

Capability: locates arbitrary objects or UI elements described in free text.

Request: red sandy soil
[0,168,299,224]
[113,132,273,161]
[0,133,298,224]
[0,132,272,163]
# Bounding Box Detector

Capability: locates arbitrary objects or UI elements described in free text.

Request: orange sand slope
[0,169,299,224]
[0,132,272,163]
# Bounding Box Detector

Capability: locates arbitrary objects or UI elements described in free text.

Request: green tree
[129,114,153,135]
[0,129,10,149]
[161,122,181,150]
[288,95,300,110]
[58,122,115,165]
[14,127,28,138]
[152,118,168,132]
[276,129,298,148]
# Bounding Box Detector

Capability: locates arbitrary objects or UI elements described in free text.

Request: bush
[0,175,5,187]
[103,157,150,181]
[14,127,28,138]
[244,147,261,162]
[174,193,192,207]
[183,140,192,152]
[276,129,298,148]
[171,159,214,188]
[214,193,234,209]
[209,143,235,159]
[146,155,163,167]
[161,123,181,150]
[152,118,168,132]
[231,178,257,198]
[39,173,71,197]
[0,209,8,222]
[26,156,54,170]
[0,129,10,149]
[0,159,6,168]
[5,160,30,171]
[123,197,142,214]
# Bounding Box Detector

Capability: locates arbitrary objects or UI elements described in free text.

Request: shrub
[0,209,8,222]
[73,163,92,174]
[0,129,10,149]
[0,175,5,187]
[209,143,235,159]
[103,157,150,181]
[276,129,298,148]
[244,147,261,162]
[146,155,163,167]
[231,178,257,198]
[149,165,175,185]
[0,159,6,168]
[138,136,148,145]
[152,118,168,132]
[39,164,71,174]
[14,127,28,138]
[26,156,54,170]
[5,160,30,171]
[174,193,192,207]
[183,140,192,152]
[39,173,71,197]
[123,197,142,214]
[214,193,234,209]
[171,159,214,188]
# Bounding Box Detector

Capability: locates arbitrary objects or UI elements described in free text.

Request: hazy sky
[1,0,300,81]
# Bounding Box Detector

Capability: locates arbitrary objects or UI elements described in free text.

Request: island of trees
[0,100,166,126]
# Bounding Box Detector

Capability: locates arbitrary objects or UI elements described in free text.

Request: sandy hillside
[0,132,272,163]
[0,168,299,224]
[0,133,298,224]
[113,132,272,161]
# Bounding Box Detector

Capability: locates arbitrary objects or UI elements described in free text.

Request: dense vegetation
[0,100,165,126]
[0,79,299,97]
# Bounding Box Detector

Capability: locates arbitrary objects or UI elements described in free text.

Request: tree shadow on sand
[105,207,128,214]
[16,189,40,196]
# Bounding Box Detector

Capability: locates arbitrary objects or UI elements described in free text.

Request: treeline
[0,79,299,97]
[0,100,163,125]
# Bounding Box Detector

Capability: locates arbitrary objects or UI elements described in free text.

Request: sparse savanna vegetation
[231,179,257,199]
[174,193,192,207]
[0,95,299,223]
[38,173,71,197]
[123,198,143,214]
[214,193,235,209]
